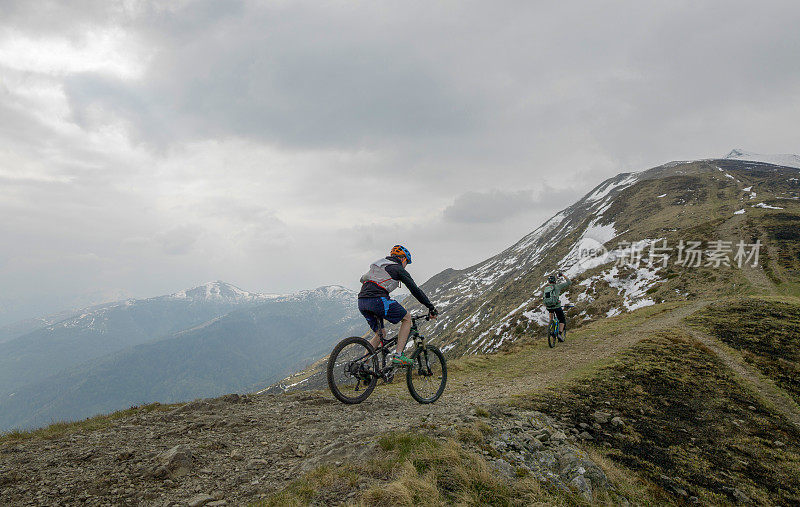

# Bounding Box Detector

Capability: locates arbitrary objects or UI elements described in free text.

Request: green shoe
[391,353,413,367]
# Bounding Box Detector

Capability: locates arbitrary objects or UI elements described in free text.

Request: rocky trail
[1,301,715,506]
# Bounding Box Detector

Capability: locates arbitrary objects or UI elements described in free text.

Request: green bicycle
[327,314,447,404]
[547,304,573,348]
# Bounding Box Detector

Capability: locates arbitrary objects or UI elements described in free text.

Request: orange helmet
[390,245,412,263]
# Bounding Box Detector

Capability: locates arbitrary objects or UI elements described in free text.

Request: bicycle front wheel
[327,337,378,404]
[407,345,447,404]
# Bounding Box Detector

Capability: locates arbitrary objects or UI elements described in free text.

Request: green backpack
[542,284,560,309]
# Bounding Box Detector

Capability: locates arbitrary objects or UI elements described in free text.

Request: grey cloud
[155,225,202,256]
[60,1,483,151]
[443,186,580,224]
[444,190,536,224]
[2,0,800,315]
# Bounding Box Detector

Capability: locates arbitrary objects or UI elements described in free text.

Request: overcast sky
[1,0,799,320]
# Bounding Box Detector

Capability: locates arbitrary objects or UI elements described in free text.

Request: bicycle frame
[352,315,429,380]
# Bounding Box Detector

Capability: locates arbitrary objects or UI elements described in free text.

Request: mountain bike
[547,304,574,348]
[327,314,447,404]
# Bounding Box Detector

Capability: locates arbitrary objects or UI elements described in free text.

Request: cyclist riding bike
[358,245,438,366]
[542,271,571,341]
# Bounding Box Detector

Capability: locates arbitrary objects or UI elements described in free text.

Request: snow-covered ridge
[42,282,356,333]
[724,149,800,169]
[167,281,355,304]
[168,281,280,303]
[278,285,355,303]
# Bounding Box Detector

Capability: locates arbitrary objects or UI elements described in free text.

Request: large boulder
[151,445,193,480]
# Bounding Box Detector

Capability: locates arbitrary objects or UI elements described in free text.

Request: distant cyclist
[542,271,571,341]
[358,245,438,366]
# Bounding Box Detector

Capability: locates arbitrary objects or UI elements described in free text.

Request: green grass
[518,328,800,505]
[0,402,180,444]
[690,296,800,404]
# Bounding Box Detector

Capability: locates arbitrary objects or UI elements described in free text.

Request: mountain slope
[0,286,361,431]
[406,156,800,355]
[0,281,277,397]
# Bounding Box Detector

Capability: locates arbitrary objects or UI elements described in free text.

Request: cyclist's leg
[395,313,412,354]
[554,307,566,335]
[368,326,385,349]
[358,299,384,349]
[382,298,411,362]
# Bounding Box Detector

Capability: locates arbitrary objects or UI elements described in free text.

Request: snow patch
[753,202,784,210]
[734,209,746,215]
[585,174,638,203]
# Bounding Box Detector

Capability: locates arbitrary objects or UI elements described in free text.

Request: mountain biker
[542,271,571,341]
[358,245,438,366]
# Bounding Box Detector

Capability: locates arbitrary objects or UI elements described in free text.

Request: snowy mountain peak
[281,285,356,302]
[724,149,800,169]
[169,281,279,303]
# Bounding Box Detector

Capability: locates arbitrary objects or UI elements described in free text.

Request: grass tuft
[260,430,571,506]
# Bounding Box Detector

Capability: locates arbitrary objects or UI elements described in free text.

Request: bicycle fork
[416,349,433,377]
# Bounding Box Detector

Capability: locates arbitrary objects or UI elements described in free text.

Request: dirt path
[680,323,800,432]
[467,300,710,401]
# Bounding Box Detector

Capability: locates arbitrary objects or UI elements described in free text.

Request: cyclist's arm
[386,265,435,310]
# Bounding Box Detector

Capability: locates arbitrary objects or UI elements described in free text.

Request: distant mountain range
[724,148,800,169]
[0,282,362,431]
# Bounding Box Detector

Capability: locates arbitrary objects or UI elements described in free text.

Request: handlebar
[411,313,431,322]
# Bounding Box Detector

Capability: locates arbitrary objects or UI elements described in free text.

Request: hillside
[0,284,362,432]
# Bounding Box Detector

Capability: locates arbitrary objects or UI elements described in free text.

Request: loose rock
[152,445,192,480]
[592,411,611,424]
[187,493,215,507]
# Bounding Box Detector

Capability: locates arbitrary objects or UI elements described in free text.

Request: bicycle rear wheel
[548,321,557,348]
[406,346,447,404]
[327,337,378,404]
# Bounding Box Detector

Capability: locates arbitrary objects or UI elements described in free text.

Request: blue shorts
[358,297,407,332]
